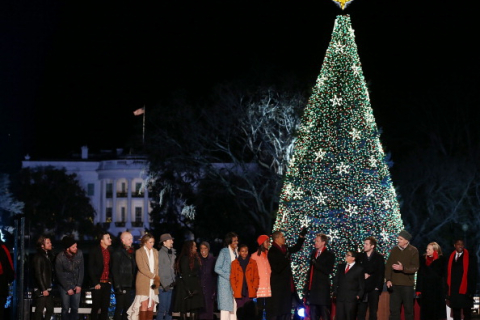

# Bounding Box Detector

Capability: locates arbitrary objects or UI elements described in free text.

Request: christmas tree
[273,15,404,296]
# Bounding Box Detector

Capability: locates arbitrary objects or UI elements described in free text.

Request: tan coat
[135,247,159,296]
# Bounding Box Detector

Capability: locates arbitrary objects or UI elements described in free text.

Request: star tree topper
[333,0,354,10]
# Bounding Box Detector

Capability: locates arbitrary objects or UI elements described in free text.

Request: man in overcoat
[357,236,385,320]
[158,233,176,320]
[446,239,478,320]
[305,233,335,320]
[267,227,307,320]
[333,250,365,320]
[112,231,136,320]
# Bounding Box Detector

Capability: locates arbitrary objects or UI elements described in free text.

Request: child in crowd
[230,244,260,308]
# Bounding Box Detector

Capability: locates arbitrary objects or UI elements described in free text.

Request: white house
[22,146,151,237]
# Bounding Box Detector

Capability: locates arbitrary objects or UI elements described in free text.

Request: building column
[101,179,106,224]
[144,186,149,229]
[127,178,133,226]
[112,179,117,224]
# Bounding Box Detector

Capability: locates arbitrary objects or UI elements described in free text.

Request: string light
[273,15,403,298]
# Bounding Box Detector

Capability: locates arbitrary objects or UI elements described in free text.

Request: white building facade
[22,147,151,237]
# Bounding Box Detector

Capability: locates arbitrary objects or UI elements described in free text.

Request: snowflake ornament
[330,95,343,107]
[336,162,350,175]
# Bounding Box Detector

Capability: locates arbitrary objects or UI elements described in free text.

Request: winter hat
[62,236,77,249]
[257,235,270,246]
[160,233,174,243]
[398,230,412,241]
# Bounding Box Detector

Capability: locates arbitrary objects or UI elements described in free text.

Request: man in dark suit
[306,233,335,320]
[446,239,478,320]
[357,236,385,320]
[334,250,365,320]
[267,227,307,320]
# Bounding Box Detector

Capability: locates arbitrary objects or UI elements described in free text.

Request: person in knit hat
[385,230,419,320]
[250,235,271,318]
[55,236,84,320]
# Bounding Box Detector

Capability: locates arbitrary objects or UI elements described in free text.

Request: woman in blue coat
[214,232,239,320]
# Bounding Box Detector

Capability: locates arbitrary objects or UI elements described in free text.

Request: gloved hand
[151,275,161,289]
[300,227,308,237]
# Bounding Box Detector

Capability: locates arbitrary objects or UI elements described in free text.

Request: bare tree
[394,95,480,262]
[146,86,305,237]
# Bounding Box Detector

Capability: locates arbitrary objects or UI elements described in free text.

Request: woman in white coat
[214,232,239,320]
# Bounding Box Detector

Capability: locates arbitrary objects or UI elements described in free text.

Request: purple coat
[199,254,217,319]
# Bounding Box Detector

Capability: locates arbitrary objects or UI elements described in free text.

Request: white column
[112,179,117,224]
[127,178,133,226]
[101,179,106,224]
[143,185,149,229]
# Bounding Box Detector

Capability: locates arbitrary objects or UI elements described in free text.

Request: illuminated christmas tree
[273,15,404,296]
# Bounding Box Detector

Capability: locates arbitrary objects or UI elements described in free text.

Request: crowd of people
[0,227,478,320]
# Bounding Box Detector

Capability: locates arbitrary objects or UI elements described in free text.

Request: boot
[189,311,198,320]
[139,311,148,320]
[146,310,154,320]
[180,312,188,320]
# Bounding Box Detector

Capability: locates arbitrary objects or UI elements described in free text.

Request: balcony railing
[131,221,143,228]
[106,192,113,198]
[115,222,126,227]
[116,192,128,198]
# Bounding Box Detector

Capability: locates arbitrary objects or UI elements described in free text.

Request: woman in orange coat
[230,244,260,309]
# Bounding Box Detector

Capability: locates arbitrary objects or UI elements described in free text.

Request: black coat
[267,237,305,317]
[88,245,113,286]
[333,263,365,303]
[416,255,446,320]
[33,249,55,291]
[357,251,385,294]
[306,248,335,306]
[173,256,204,312]
[446,250,478,308]
[199,254,217,319]
[111,246,136,292]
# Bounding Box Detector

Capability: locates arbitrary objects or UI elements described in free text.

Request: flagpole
[142,105,146,145]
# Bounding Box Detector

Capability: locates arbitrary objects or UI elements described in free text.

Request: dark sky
[1,0,478,172]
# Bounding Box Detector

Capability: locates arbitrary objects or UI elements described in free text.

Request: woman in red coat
[230,244,260,309]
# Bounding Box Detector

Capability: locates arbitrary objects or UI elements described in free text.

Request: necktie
[345,264,350,274]
[234,251,238,259]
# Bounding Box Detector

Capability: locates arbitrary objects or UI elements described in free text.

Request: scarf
[448,249,469,295]
[0,244,14,275]
[309,247,326,290]
[144,246,155,307]
[238,256,250,297]
[425,250,438,266]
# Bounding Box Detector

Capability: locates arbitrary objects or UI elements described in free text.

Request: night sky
[1,0,478,173]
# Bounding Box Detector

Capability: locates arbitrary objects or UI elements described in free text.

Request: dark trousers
[389,285,414,320]
[0,294,7,320]
[256,297,270,319]
[452,307,472,320]
[357,290,380,320]
[33,295,54,320]
[114,288,134,320]
[91,282,112,320]
[310,304,331,320]
[336,300,358,320]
